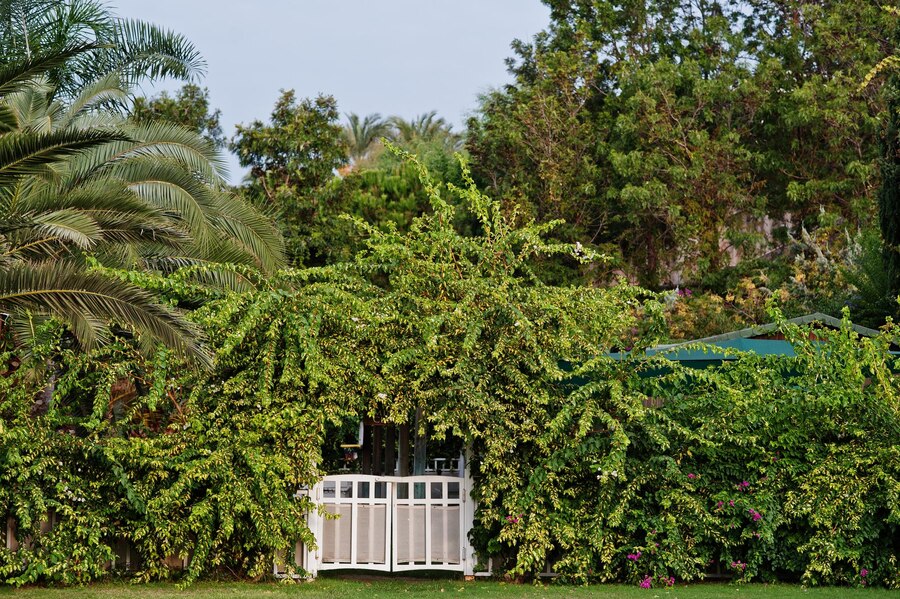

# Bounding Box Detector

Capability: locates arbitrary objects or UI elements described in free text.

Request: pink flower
[639,576,652,589]
[731,561,747,571]
[748,508,762,522]
[729,500,735,507]
[505,515,519,524]
[688,473,696,479]
[627,551,642,561]
[861,568,869,578]
[716,501,724,509]
[657,574,675,587]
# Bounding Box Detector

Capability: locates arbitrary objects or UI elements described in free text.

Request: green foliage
[231,91,348,265]
[132,84,225,148]
[231,91,348,195]
[0,153,656,584]
[233,95,472,268]
[879,14,900,321]
[472,308,900,588]
[4,157,900,589]
[467,0,890,289]
[0,44,285,362]
[0,49,208,362]
[0,0,205,98]
[0,324,319,584]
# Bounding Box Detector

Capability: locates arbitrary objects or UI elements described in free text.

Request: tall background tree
[230,91,348,266]
[877,9,900,319]
[131,84,225,148]
[466,0,892,329]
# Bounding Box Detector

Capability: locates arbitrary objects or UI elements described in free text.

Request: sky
[111,1,551,183]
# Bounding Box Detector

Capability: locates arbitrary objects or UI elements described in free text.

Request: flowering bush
[0,155,656,585]
[470,309,900,587]
[1,157,898,589]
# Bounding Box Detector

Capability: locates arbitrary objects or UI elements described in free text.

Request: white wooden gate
[300,474,473,575]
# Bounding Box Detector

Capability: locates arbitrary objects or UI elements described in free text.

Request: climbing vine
[2,155,899,588]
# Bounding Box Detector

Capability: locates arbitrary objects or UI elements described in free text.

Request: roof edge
[667,312,881,347]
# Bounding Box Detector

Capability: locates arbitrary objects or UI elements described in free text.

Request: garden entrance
[282,473,476,577]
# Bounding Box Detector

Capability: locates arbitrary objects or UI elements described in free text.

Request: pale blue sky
[112,1,550,182]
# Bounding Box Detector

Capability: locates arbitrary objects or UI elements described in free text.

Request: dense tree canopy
[132,84,225,148]
[467,0,890,293]
[230,91,347,265]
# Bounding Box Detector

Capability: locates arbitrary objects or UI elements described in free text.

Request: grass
[0,578,897,599]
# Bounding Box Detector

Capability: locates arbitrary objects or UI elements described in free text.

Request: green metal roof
[666,312,879,347]
[648,313,884,363]
[648,339,797,362]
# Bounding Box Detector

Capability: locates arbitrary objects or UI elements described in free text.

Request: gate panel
[316,475,392,572]
[392,476,465,572]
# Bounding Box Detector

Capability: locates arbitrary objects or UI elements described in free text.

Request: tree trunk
[398,423,410,476]
[881,35,900,319]
[413,406,427,475]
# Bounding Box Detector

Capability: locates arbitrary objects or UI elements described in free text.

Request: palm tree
[388,112,464,151]
[0,0,204,97]
[0,47,283,365]
[343,112,389,168]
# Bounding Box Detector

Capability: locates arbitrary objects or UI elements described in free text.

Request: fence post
[5,516,15,551]
[305,481,320,578]
[462,448,478,577]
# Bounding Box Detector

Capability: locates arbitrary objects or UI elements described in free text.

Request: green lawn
[0,579,896,599]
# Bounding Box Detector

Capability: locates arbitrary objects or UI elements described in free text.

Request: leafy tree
[132,84,225,148]
[468,0,891,290]
[231,90,347,265]
[232,90,347,199]
[878,10,900,319]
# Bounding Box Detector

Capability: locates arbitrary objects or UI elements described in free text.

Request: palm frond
[0,127,126,186]
[0,104,18,133]
[5,179,191,261]
[60,71,128,123]
[65,120,227,185]
[176,262,263,294]
[2,75,55,130]
[31,207,102,248]
[94,18,205,85]
[0,42,99,95]
[344,112,389,163]
[0,261,211,366]
[207,190,286,272]
[114,158,219,243]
